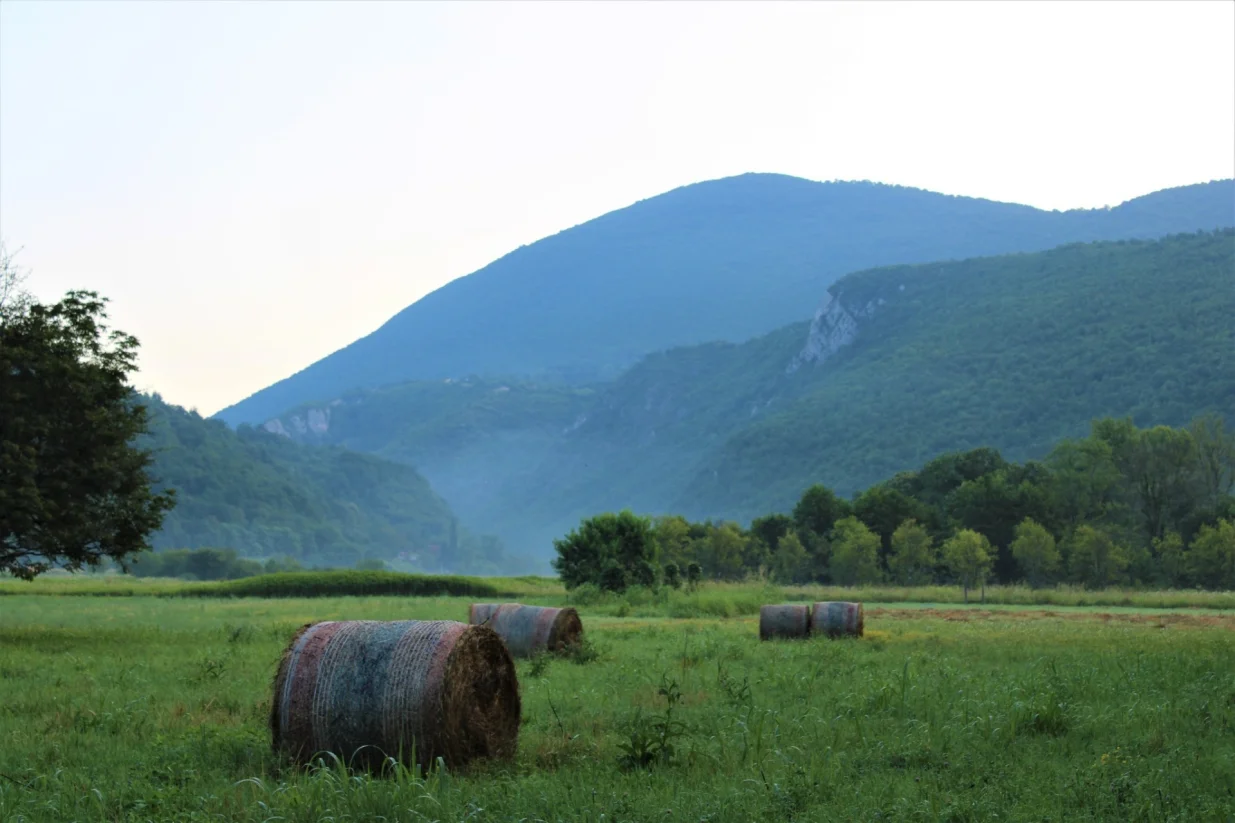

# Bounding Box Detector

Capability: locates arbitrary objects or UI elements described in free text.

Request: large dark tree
[0,279,175,579]
[551,509,657,590]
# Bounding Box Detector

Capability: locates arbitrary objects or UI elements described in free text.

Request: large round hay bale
[468,603,501,625]
[468,603,583,657]
[759,604,811,640]
[270,620,520,771]
[810,601,864,637]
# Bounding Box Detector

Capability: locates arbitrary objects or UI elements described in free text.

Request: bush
[181,570,505,599]
[663,562,682,589]
[552,510,656,590]
[129,548,263,581]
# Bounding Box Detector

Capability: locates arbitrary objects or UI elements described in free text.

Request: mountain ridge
[257,229,1235,562]
[215,174,1235,425]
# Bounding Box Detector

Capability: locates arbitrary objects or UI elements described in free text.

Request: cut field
[1,595,1232,822]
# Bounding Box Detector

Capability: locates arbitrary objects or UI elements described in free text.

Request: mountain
[215,174,1235,425]
[675,229,1235,520]
[261,230,1235,562]
[139,395,519,574]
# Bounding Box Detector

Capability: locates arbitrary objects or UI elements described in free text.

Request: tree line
[553,414,1235,595]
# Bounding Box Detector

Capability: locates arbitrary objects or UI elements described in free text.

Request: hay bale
[270,620,520,771]
[759,604,812,640]
[810,601,865,637]
[468,603,501,625]
[467,603,583,657]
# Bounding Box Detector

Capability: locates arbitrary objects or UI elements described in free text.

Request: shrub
[181,570,504,599]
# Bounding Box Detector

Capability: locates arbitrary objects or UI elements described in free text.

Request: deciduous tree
[1009,518,1060,588]
[1188,519,1235,591]
[1,282,175,579]
[888,519,936,585]
[552,509,656,590]
[942,529,993,603]
[829,516,882,585]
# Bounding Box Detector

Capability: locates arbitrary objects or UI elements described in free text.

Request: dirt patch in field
[866,607,1235,631]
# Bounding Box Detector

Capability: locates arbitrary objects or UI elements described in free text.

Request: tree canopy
[1,280,175,579]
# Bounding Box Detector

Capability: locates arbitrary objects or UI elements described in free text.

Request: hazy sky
[2,1,1232,415]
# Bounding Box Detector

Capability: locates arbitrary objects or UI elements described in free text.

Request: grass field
[1,590,1233,822]
[5,573,1235,611]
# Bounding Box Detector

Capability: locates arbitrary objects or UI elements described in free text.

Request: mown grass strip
[3,573,1232,610]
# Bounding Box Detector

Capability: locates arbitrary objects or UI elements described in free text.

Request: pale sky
[2,1,1232,416]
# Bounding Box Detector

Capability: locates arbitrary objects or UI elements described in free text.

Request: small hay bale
[810,601,865,637]
[759,604,812,640]
[270,620,520,771]
[467,603,583,657]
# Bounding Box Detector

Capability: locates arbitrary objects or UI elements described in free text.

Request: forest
[138,395,518,575]
[554,415,1235,593]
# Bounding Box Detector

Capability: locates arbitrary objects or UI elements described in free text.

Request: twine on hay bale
[810,601,865,637]
[468,603,583,657]
[270,620,520,771]
[759,604,812,640]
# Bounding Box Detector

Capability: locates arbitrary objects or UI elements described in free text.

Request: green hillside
[260,231,1234,562]
[139,396,519,574]
[215,175,1235,425]
[679,229,1235,519]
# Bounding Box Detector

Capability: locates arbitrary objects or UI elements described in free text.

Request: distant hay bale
[270,620,520,771]
[468,603,583,657]
[811,601,865,637]
[759,604,812,640]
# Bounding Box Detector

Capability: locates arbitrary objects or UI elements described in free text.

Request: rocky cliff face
[262,403,337,439]
[785,287,890,373]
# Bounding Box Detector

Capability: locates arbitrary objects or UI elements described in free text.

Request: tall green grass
[0,594,1232,821]
[3,572,1232,611]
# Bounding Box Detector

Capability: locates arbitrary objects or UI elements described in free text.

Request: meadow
[1,585,1233,822]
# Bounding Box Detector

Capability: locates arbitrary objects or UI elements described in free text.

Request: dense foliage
[217,175,1234,425]
[127,548,305,581]
[0,279,174,579]
[180,570,506,599]
[551,510,658,591]
[682,229,1235,520]
[140,395,520,575]
[560,416,1235,591]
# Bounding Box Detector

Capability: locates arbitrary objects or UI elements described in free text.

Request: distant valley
[253,222,1235,564]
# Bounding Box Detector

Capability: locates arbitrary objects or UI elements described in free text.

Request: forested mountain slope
[261,230,1235,561]
[676,229,1235,521]
[140,396,516,573]
[216,175,1235,425]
